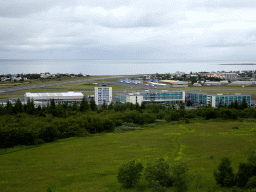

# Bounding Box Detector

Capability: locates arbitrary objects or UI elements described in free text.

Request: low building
[223,73,238,81]
[114,92,143,105]
[24,91,84,106]
[159,80,188,88]
[115,90,185,105]
[186,92,251,108]
[204,81,221,86]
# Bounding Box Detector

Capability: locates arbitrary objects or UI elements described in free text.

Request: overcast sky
[1,0,256,60]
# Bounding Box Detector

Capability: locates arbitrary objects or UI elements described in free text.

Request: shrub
[117,160,144,188]
[172,161,190,192]
[145,158,173,188]
[214,157,235,187]
[151,180,166,192]
[246,176,256,189]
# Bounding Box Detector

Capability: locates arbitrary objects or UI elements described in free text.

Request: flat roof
[25,92,84,97]
[187,92,251,96]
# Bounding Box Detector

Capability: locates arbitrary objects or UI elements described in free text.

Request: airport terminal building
[187,92,251,107]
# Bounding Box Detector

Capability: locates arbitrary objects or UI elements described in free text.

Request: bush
[117,160,144,188]
[246,176,256,189]
[145,158,173,188]
[151,180,166,192]
[172,161,190,192]
[214,157,235,187]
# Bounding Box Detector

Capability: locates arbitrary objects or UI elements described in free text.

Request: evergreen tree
[102,100,107,110]
[214,157,235,187]
[27,98,36,115]
[13,99,23,114]
[233,100,239,109]
[89,98,97,111]
[72,102,78,111]
[241,98,248,110]
[5,100,13,114]
[80,96,89,112]
[108,102,114,110]
[218,100,223,108]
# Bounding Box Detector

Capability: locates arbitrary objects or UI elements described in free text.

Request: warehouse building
[24,92,84,106]
[186,92,251,107]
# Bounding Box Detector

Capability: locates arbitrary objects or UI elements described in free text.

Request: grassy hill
[1,120,256,192]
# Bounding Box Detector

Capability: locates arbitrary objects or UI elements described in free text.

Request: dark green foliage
[165,111,180,122]
[236,162,255,187]
[5,100,13,114]
[39,124,59,142]
[214,157,235,187]
[145,158,173,188]
[80,97,89,112]
[14,99,23,114]
[186,100,193,107]
[204,108,217,120]
[89,99,97,111]
[241,98,248,110]
[117,160,144,188]
[102,118,115,132]
[151,180,166,192]
[26,98,36,115]
[246,176,256,189]
[172,161,190,192]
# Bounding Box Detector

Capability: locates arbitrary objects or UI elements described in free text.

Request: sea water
[0,59,256,75]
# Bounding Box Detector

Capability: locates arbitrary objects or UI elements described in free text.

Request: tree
[102,100,107,110]
[80,96,89,112]
[186,100,193,107]
[241,98,248,110]
[214,157,235,187]
[172,161,190,192]
[145,158,173,188]
[5,100,13,114]
[117,160,144,188]
[26,98,36,115]
[89,98,97,111]
[14,99,23,114]
[246,176,256,189]
[218,100,223,108]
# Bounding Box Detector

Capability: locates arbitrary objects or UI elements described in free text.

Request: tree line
[0,97,255,148]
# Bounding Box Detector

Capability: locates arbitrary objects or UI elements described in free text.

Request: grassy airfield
[1,119,256,192]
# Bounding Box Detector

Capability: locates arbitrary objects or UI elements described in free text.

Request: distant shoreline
[220,64,256,65]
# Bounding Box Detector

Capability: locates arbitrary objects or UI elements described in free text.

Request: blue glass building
[187,92,251,107]
[115,90,185,104]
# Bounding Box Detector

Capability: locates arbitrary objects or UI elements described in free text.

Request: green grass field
[48,82,141,91]
[0,94,24,99]
[200,90,256,97]
[1,120,256,192]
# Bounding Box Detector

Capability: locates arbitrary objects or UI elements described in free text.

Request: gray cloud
[0,0,256,60]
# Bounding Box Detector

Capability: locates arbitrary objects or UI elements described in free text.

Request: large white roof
[25,92,84,97]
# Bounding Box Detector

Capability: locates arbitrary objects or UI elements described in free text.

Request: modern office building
[114,92,143,105]
[115,90,185,105]
[186,92,251,107]
[94,84,112,105]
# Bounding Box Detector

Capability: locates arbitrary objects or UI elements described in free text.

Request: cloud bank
[1,0,256,60]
